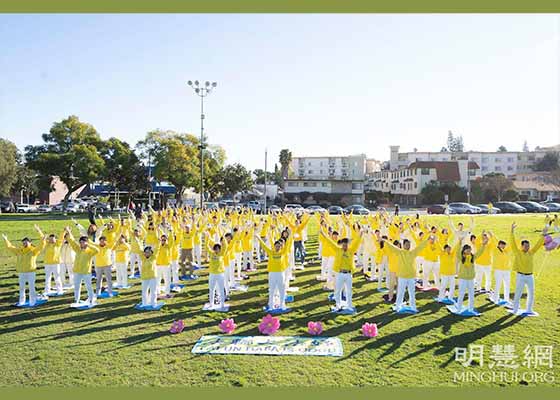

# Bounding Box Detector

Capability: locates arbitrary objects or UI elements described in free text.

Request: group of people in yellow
[2,205,549,316]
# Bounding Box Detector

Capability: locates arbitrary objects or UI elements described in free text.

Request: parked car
[0,200,15,213]
[493,201,527,214]
[327,205,344,215]
[427,204,449,214]
[541,202,560,212]
[204,202,219,210]
[284,203,304,212]
[246,200,262,213]
[306,205,326,213]
[268,205,282,212]
[476,204,501,214]
[16,203,37,213]
[516,201,549,213]
[37,204,52,213]
[343,205,370,215]
[448,202,481,214]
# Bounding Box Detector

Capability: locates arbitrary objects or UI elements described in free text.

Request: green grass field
[0,214,559,387]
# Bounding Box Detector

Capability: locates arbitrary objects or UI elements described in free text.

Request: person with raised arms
[255,233,291,311]
[3,232,45,307]
[204,233,229,310]
[65,227,99,307]
[489,235,512,306]
[451,237,488,315]
[509,222,545,316]
[382,235,430,313]
[320,225,363,312]
[35,225,65,296]
[136,240,161,309]
[436,241,460,304]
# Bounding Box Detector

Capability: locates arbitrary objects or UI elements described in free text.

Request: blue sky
[1,14,559,170]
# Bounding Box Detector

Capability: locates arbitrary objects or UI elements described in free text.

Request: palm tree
[279,149,292,188]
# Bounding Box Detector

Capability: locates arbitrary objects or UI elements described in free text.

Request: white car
[16,203,37,213]
[37,205,52,213]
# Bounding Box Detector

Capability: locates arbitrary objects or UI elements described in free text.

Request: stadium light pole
[187,80,217,208]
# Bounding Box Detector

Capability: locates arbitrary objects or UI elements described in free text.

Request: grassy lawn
[0,214,559,387]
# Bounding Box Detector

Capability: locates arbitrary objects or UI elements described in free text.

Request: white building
[512,172,560,201]
[389,146,547,177]
[284,154,369,206]
[369,160,481,205]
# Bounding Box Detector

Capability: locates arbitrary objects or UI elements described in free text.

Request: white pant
[512,273,535,313]
[396,277,416,310]
[224,267,231,296]
[60,263,74,287]
[361,252,373,275]
[320,256,328,278]
[268,271,286,309]
[209,273,226,308]
[377,260,388,290]
[115,262,128,287]
[18,272,37,305]
[474,264,492,291]
[325,257,335,289]
[456,279,475,312]
[493,269,511,302]
[44,264,63,294]
[227,261,236,287]
[243,251,254,270]
[334,272,353,309]
[235,252,242,278]
[141,278,157,307]
[73,273,94,303]
[156,265,171,295]
[130,253,141,276]
[438,274,455,300]
[171,260,180,285]
[193,244,202,266]
[422,261,440,288]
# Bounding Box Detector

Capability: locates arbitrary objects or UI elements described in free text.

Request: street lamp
[187,80,218,208]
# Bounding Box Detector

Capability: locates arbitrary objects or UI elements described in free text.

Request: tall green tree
[471,173,515,202]
[279,149,292,190]
[213,163,253,197]
[13,165,39,204]
[0,138,19,198]
[533,152,559,172]
[446,131,464,152]
[101,137,147,204]
[24,116,106,208]
[497,145,508,152]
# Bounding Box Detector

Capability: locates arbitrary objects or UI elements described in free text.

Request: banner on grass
[192,335,343,357]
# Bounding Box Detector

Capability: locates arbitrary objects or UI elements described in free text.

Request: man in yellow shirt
[92,234,115,298]
[204,233,229,311]
[256,234,291,311]
[509,223,545,316]
[3,233,45,307]
[35,225,65,296]
[136,241,161,308]
[320,227,363,312]
[65,228,100,307]
[474,232,493,293]
[156,232,174,297]
[490,237,512,306]
[112,234,131,289]
[383,236,429,313]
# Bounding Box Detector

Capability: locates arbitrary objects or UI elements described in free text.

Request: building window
[321,182,328,187]
[319,170,324,174]
[421,168,430,175]
[482,157,489,163]
[303,182,317,187]
[495,166,502,171]
[287,182,297,187]
[495,158,501,162]
[507,166,513,171]
[507,157,514,162]
[308,170,313,174]
[414,182,417,189]
[352,183,362,190]
[482,166,488,171]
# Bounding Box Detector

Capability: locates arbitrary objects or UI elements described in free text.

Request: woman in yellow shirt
[452,238,488,315]
[383,239,401,303]
[3,233,45,306]
[137,241,161,308]
[35,225,65,296]
[474,232,493,293]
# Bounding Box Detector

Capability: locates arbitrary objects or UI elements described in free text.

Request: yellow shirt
[386,239,429,279]
[68,238,99,274]
[4,239,45,273]
[492,246,511,271]
[94,244,113,267]
[475,237,493,265]
[439,243,459,276]
[207,238,228,274]
[257,236,290,272]
[180,229,196,249]
[510,232,544,274]
[457,255,475,280]
[113,242,131,264]
[156,241,173,266]
[321,234,362,273]
[140,251,159,280]
[43,236,64,265]
[422,242,440,263]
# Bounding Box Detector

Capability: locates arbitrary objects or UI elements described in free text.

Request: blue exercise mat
[134,302,165,311]
[446,304,481,317]
[202,303,230,312]
[376,287,389,293]
[263,306,291,314]
[13,298,48,308]
[180,274,199,281]
[392,305,418,314]
[330,306,356,315]
[327,293,346,302]
[97,291,118,299]
[433,297,455,305]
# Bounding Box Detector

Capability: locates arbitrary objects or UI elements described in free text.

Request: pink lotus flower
[544,235,560,251]
[258,314,280,335]
[307,321,323,336]
[218,318,237,334]
[169,319,185,334]
[362,322,378,338]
